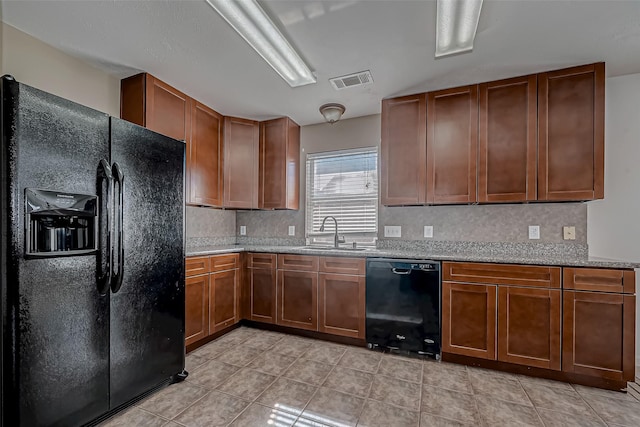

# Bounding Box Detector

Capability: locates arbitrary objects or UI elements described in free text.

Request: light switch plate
[384,226,402,238]
[563,226,576,240]
[239,225,246,236]
[424,225,434,238]
[288,225,296,236]
[528,225,540,240]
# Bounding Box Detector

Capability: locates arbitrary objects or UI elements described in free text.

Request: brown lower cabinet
[442,281,497,360]
[443,262,562,368]
[277,269,318,331]
[498,286,561,370]
[242,254,368,339]
[562,267,636,382]
[249,267,277,323]
[185,274,209,346]
[210,269,238,333]
[185,254,240,346]
[443,262,636,387]
[318,273,365,339]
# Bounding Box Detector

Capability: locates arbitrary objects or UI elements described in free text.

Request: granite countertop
[186,245,640,269]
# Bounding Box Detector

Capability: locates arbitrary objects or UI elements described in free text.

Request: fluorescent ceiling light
[436,0,484,58]
[205,0,316,87]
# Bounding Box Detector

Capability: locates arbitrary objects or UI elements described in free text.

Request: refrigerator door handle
[97,159,113,295]
[110,162,125,293]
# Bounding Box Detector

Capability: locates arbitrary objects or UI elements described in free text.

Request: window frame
[304,146,379,247]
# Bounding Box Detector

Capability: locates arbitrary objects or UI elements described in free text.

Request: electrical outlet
[528,225,540,240]
[384,226,402,238]
[288,225,296,236]
[424,225,434,238]
[239,225,246,236]
[563,226,576,240]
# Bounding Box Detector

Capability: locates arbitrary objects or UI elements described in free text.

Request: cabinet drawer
[319,257,365,275]
[564,268,635,294]
[443,262,561,288]
[210,253,239,272]
[248,253,276,269]
[186,256,210,277]
[278,254,319,271]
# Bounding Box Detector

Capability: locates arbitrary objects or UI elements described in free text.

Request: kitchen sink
[295,246,370,252]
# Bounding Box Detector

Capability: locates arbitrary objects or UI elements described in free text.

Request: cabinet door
[224,117,259,208]
[249,267,277,323]
[318,273,365,339]
[259,117,300,209]
[442,281,496,359]
[498,286,561,370]
[380,94,427,205]
[189,101,223,206]
[538,63,604,201]
[277,270,318,331]
[145,74,191,142]
[185,274,209,346]
[210,269,238,333]
[479,75,537,203]
[427,85,478,204]
[563,291,635,381]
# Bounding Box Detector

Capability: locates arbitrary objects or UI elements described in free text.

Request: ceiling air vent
[329,70,373,90]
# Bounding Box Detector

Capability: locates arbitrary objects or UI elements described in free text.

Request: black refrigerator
[0,76,186,426]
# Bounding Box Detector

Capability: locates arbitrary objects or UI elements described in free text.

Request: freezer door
[1,78,111,426]
[108,118,185,409]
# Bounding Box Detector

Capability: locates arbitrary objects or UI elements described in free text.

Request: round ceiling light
[319,103,346,124]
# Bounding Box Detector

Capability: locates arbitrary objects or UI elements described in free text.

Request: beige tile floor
[101,327,640,427]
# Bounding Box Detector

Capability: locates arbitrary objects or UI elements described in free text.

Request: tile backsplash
[186,206,236,247]
[379,203,587,244]
[235,202,587,245]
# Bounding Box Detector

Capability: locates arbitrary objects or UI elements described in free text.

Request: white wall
[1,22,120,116]
[588,72,640,364]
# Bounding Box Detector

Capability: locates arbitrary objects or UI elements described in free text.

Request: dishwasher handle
[392,268,412,275]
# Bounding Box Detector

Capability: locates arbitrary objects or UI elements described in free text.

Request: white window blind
[305,147,378,246]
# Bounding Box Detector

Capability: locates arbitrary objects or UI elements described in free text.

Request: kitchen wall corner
[186,206,236,247]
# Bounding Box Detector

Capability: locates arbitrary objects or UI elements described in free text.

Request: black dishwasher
[366,258,441,358]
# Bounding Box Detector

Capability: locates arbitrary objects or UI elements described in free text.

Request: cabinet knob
[308,317,311,321]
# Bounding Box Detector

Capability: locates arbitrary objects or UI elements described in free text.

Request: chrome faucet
[320,216,345,248]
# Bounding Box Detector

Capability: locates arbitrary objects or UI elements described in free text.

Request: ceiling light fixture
[435,0,484,58]
[319,103,346,124]
[205,0,316,87]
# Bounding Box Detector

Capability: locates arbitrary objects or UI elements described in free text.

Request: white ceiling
[3,0,640,125]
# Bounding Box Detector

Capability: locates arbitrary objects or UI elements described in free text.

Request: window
[305,147,378,247]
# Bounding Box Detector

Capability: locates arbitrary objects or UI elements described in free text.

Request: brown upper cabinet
[121,73,191,142]
[427,85,479,204]
[121,73,300,211]
[224,117,259,209]
[538,63,605,201]
[259,117,300,210]
[190,101,223,207]
[120,73,223,207]
[380,94,427,205]
[381,62,605,206]
[479,75,537,203]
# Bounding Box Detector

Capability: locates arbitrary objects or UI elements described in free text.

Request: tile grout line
[469,367,490,427]
[417,360,424,426]
[293,344,348,425]
[217,338,284,426]
[570,383,616,427]
[516,377,548,427]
